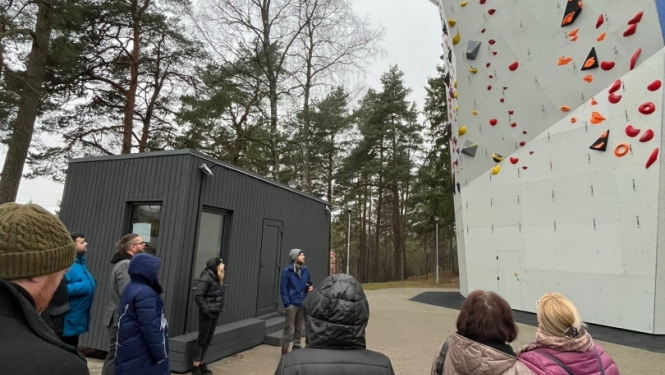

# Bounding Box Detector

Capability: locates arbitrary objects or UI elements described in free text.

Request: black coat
[274,274,395,375]
[0,279,89,375]
[194,259,225,317]
[40,277,70,337]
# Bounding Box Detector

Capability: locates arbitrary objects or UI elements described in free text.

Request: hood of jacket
[75,253,87,265]
[111,251,133,264]
[206,257,222,271]
[128,253,163,294]
[446,334,520,375]
[304,274,368,349]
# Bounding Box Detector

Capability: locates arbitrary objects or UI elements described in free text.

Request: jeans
[281,305,305,350]
[101,316,118,375]
[192,311,219,363]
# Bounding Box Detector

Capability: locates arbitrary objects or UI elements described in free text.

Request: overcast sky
[1,0,442,213]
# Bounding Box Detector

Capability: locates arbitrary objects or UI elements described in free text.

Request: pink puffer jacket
[518,344,619,375]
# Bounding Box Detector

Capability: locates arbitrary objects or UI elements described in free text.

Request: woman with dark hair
[430,290,533,375]
[191,257,225,375]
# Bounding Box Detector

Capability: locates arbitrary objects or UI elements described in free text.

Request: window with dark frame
[130,204,162,253]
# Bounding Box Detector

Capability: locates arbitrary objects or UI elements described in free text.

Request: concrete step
[264,330,282,346]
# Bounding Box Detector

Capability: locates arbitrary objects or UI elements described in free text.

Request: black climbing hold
[589,130,609,152]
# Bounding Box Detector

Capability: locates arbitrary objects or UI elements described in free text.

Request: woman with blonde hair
[518,293,619,375]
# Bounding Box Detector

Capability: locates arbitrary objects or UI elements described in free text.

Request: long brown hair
[115,233,140,254]
[456,290,518,343]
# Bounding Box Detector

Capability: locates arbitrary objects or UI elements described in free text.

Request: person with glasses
[517,293,619,375]
[101,234,146,375]
[430,290,533,375]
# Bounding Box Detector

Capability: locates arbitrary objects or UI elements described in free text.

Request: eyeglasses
[132,241,146,246]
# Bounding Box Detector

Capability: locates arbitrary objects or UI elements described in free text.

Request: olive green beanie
[0,203,76,279]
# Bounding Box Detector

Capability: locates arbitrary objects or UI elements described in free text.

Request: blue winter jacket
[116,254,169,375]
[63,254,96,337]
[280,263,311,308]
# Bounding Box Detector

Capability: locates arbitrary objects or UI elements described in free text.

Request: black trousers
[192,311,219,363]
[62,335,79,349]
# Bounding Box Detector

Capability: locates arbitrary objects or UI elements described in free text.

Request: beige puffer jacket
[431,334,534,375]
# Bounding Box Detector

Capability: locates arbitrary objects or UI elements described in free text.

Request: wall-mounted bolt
[554,221,557,231]
[588,153,591,164]
[550,161,553,171]
[593,218,596,230]
[520,21,523,30]
[548,132,551,142]
[591,185,594,196]
[625,110,629,121]
[636,216,640,228]
[632,179,636,191]
[552,190,555,200]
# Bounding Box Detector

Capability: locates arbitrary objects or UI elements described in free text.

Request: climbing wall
[431,0,665,334]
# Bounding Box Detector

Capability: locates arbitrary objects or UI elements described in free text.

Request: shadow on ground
[410,291,665,353]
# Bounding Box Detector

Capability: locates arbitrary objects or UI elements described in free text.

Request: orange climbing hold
[584,57,596,69]
[558,56,573,65]
[571,117,577,123]
[584,75,593,83]
[568,28,579,37]
[597,32,606,42]
[590,111,606,124]
[560,105,571,112]
[591,98,598,105]
[570,35,578,42]
[614,143,629,158]
[562,12,575,26]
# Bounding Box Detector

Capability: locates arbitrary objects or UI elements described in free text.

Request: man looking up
[62,233,97,349]
[279,248,312,355]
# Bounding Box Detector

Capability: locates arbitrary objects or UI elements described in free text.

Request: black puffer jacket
[274,274,395,375]
[194,257,225,317]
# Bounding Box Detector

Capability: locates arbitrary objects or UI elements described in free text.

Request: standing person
[41,277,70,340]
[0,203,89,374]
[430,290,533,375]
[101,234,145,375]
[191,257,226,375]
[62,233,97,349]
[274,274,395,375]
[279,249,313,355]
[115,253,170,375]
[517,293,619,375]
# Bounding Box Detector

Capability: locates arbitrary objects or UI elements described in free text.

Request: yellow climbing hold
[471,109,478,116]
[454,80,458,89]
[453,91,458,99]
[454,104,459,112]
[468,66,478,74]
[458,125,467,136]
[492,153,504,162]
[460,1,467,7]
[452,31,460,45]
[491,165,501,175]
[448,19,457,27]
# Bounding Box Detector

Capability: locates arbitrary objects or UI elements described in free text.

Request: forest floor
[362,271,459,290]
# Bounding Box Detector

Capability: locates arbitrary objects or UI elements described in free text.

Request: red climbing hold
[479,0,486,4]
[623,24,637,37]
[609,79,621,94]
[630,48,642,70]
[492,51,498,55]
[489,75,494,79]
[628,11,643,25]
[481,28,486,33]
[487,85,492,90]
[601,61,615,71]
[510,122,517,127]
[596,14,604,29]
[489,118,498,126]
[503,86,508,90]
[488,9,496,15]
[486,62,491,67]
[648,80,662,91]
[510,157,519,165]
[522,166,528,170]
[519,141,526,147]
[488,39,496,45]
[508,110,514,115]
[646,148,659,169]
[640,129,654,143]
[522,130,527,134]
[529,151,534,155]
[625,125,641,137]
[500,98,505,103]
[639,102,656,115]
[509,62,519,71]
[608,93,622,104]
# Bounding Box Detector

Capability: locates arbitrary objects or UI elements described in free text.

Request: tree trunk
[121,9,142,154]
[301,29,315,192]
[0,0,52,204]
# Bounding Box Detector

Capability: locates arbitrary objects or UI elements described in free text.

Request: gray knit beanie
[0,203,76,279]
[290,248,302,262]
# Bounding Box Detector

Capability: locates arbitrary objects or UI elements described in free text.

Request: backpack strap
[593,347,606,375]
[534,350,576,375]
[434,337,452,375]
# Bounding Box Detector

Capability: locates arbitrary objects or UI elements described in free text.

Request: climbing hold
[609,79,621,94]
[519,141,526,146]
[488,39,496,45]
[455,104,459,112]
[468,66,478,74]
[623,24,637,37]
[480,0,486,4]
[591,98,598,105]
[489,118,498,126]
[510,122,517,128]
[614,143,630,158]
[625,125,641,138]
[448,19,457,27]
[597,32,606,42]
[461,140,478,157]
[492,51,498,56]
[648,80,662,91]
[571,117,577,123]
[460,0,468,6]
[640,129,654,143]
[639,102,655,115]
[608,93,622,104]
[581,47,599,70]
[561,0,583,27]
[596,14,604,29]
[500,98,505,103]
[529,151,534,155]
[486,62,491,67]
[600,61,615,71]
[510,157,519,165]
[628,11,643,25]
[491,165,501,175]
[508,110,514,115]
[522,166,528,170]
[570,34,578,42]
[481,28,486,33]
[630,48,641,70]
[561,105,571,112]
[584,75,593,83]
[452,31,461,45]
[492,153,504,162]
[459,125,467,136]
[558,56,573,65]
[489,75,494,79]
[466,41,482,60]
[488,9,496,15]
[589,130,609,152]
[509,62,519,71]
[523,130,527,134]
[454,91,458,99]
[646,148,659,169]
[487,85,492,90]
[590,112,606,125]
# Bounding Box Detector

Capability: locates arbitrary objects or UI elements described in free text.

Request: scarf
[517,327,594,355]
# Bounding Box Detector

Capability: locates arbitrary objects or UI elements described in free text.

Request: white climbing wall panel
[431,0,665,334]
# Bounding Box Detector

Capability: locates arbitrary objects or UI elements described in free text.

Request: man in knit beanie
[0,203,90,375]
[279,248,313,355]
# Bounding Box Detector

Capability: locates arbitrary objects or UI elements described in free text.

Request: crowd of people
[0,202,621,375]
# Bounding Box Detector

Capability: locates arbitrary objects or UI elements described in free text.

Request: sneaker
[191,365,203,375]
[200,363,213,375]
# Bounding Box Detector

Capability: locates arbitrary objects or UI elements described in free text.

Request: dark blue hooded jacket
[280,263,311,308]
[115,254,169,375]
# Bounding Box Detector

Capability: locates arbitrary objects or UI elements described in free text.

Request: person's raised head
[456,290,518,343]
[537,292,583,338]
[116,233,145,255]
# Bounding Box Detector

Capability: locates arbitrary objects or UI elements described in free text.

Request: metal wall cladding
[58,150,330,351]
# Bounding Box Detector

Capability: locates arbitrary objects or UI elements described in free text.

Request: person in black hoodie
[274,274,395,375]
[192,257,226,375]
[0,203,89,375]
